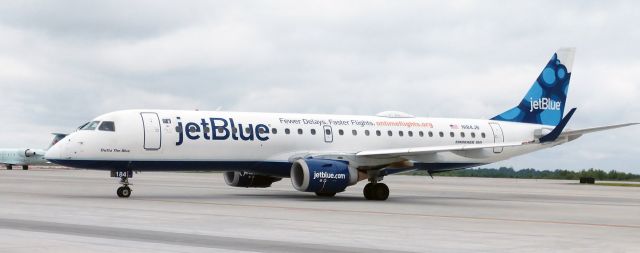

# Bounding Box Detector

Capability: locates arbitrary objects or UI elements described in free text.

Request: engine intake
[224,171,281,188]
[291,159,357,193]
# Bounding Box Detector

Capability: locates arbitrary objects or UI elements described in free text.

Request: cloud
[0,1,638,171]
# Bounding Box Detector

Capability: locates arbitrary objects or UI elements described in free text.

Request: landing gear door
[489,123,504,153]
[140,112,161,150]
[323,125,333,143]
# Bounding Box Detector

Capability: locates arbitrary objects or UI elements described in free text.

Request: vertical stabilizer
[48,133,67,150]
[491,48,575,126]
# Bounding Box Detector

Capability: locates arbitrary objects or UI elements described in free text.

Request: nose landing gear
[111,170,133,198]
[116,176,132,198]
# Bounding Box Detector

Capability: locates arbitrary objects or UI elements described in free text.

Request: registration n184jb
[45,48,638,200]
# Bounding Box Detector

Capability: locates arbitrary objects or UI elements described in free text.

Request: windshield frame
[81,121,101,130]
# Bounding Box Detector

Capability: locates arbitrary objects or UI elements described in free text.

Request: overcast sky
[0,1,638,172]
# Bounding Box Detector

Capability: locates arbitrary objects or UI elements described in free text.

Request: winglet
[539,108,576,143]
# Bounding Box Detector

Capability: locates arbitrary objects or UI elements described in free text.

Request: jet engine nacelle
[23,149,45,157]
[290,159,358,193]
[223,171,281,188]
[24,149,37,157]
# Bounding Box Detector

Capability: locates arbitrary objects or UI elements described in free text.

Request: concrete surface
[0,168,639,252]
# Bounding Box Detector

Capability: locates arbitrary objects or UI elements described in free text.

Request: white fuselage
[45,110,561,177]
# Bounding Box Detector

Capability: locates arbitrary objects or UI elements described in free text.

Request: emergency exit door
[489,123,504,153]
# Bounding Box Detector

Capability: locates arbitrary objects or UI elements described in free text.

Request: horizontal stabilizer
[560,123,639,139]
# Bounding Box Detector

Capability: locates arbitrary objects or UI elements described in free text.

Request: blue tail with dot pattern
[491,48,575,126]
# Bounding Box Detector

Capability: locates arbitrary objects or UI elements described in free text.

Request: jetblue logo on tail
[530,98,561,112]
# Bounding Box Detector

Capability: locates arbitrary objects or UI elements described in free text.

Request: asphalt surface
[0,168,639,252]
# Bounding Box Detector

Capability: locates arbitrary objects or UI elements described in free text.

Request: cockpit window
[98,121,115,131]
[77,122,89,130]
[81,121,101,130]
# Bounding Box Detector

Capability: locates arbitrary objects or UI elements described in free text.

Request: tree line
[405,167,640,181]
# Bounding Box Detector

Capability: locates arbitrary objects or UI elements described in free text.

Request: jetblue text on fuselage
[176,117,269,146]
[530,97,561,112]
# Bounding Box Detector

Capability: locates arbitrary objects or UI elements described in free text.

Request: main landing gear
[116,176,132,198]
[6,165,12,170]
[22,165,28,170]
[363,170,389,201]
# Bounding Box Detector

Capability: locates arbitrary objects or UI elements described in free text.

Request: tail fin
[47,133,67,150]
[491,48,575,126]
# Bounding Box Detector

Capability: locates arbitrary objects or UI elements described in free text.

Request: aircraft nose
[45,142,63,160]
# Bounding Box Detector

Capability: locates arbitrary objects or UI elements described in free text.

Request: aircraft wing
[560,123,639,140]
[290,141,529,163]
[356,141,527,158]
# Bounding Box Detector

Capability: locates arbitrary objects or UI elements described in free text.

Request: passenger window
[298,129,303,135]
[429,131,434,137]
[325,129,331,135]
[419,131,424,137]
[285,128,291,134]
[258,128,266,134]
[376,130,381,136]
[338,129,344,135]
[246,127,251,134]
[188,125,198,133]
[218,127,224,134]
[81,121,100,130]
[311,129,316,135]
[99,121,115,131]
[232,127,238,135]
[408,131,413,137]
[439,131,444,137]
[272,128,278,134]
[481,132,486,138]
[388,130,393,136]
[471,132,476,138]
[461,132,465,138]
[365,130,370,136]
[399,131,404,137]
[352,129,357,136]
[450,132,455,137]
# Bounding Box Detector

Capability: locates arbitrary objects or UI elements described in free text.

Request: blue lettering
[255,124,270,141]
[176,118,184,146]
[230,118,239,140]
[185,122,201,140]
[238,123,254,141]
[175,117,270,145]
[210,118,229,140]
[200,119,210,140]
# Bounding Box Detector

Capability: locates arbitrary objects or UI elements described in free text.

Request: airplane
[44,48,638,200]
[1,133,67,170]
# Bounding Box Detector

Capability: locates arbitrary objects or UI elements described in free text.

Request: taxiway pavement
[0,168,638,252]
